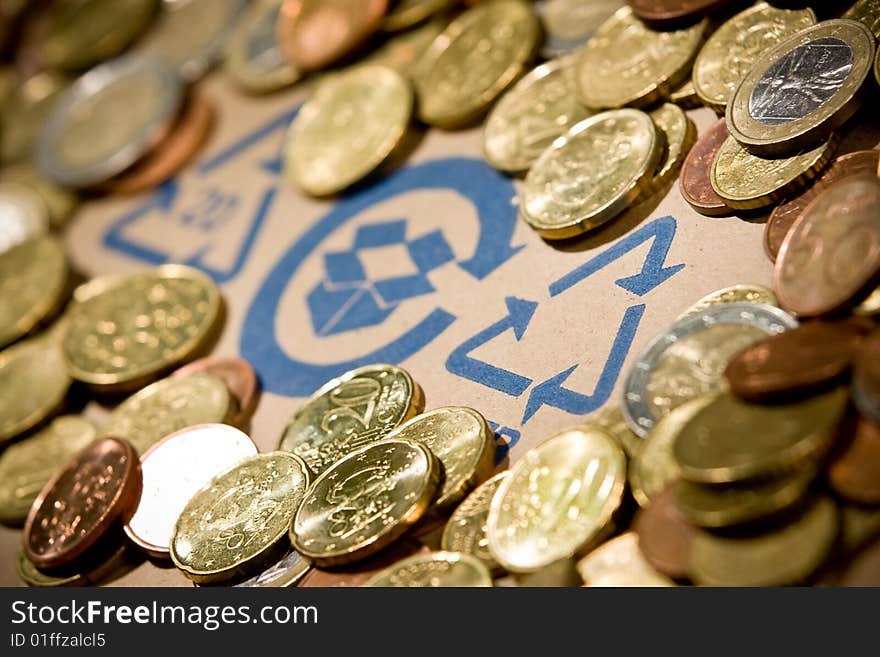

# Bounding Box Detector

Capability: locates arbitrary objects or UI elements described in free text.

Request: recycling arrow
[521,304,646,424]
[550,215,684,298]
[445,296,538,397]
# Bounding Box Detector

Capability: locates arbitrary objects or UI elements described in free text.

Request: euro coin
[364,550,492,587]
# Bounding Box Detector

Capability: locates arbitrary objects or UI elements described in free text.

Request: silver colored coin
[535,0,625,59]
[36,54,184,188]
[226,0,300,93]
[0,182,49,255]
[234,550,311,588]
[622,303,798,437]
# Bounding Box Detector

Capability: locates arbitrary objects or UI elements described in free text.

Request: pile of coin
[3,0,880,587]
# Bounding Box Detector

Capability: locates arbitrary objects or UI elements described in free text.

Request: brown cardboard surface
[1,68,875,586]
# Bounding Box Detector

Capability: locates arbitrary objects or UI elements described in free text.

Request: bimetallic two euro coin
[225,0,300,93]
[678,284,778,321]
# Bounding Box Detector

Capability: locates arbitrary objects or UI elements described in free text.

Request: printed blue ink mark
[488,421,521,465]
[198,106,299,176]
[521,304,646,424]
[242,157,522,397]
[446,296,537,397]
[549,216,684,298]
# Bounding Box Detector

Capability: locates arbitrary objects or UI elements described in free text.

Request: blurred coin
[234,550,311,588]
[383,0,452,32]
[692,3,815,114]
[63,265,221,391]
[360,17,445,78]
[678,284,778,320]
[2,164,79,230]
[139,0,246,82]
[0,416,96,525]
[487,427,625,573]
[679,118,735,216]
[854,330,880,425]
[0,182,48,255]
[0,234,68,349]
[629,393,717,508]
[34,0,157,71]
[278,364,424,476]
[1,71,68,164]
[856,287,880,317]
[298,539,428,587]
[766,150,880,263]
[172,355,259,427]
[588,404,642,458]
[689,497,838,586]
[483,55,591,173]
[172,452,310,583]
[622,302,797,437]
[725,319,870,402]
[24,437,141,569]
[842,538,880,586]
[576,7,706,110]
[669,77,700,110]
[385,407,495,511]
[647,103,696,192]
[577,532,674,587]
[365,550,492,587]
[101,373,233,455]
[674,388,848,485]
[292,439,440,566]
[225,0,300,94]
[415,0,540,128]
[17,544,132,588]
[277,0,389,71]
[726,19,875,157]
[36,55,184,189]
[627,0,730,29]
[442,472,508,575]
[103,92,215,195]
[828,415,880,506]
[634,485,694,580]
[711,134,837,211]
[520,109,662,240]
[125,424,257,557]
[776,175,880,318]
[536,0,624,59]
[847,0,880,38]
[284,65,412,197]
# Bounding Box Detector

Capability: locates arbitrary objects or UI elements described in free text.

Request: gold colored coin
[677,467,817,529]
[364,550,492,587]
[383,0,452,32]
[692,3,816,114]
[0,72,68,164]
[629,393,718,509]
[487,427,626,573]
[225,0,300,94]
[384,406,495,511]
[278,364,424,476]
[577,532,674,587]
[587,405,642,459]
[0,416,96,525]
[710,135,836,211]
[0,234,68,349]
[101,373,233,455]
[647,103,696,192]
[856,287,880,316]
[62,265,221,391]
[36,0,157,71]
[415,0,540,128]
[689,497,838,586]
[520,109,662,240]
[0,182,49,255]
[0,334,71,446]
[669,77,700,110]
[441,472,508,574]
[171,452,310,583]
[284,65,412,197]
[483,55,592,173]
[361,18,446,79]
[576,7,707,110]
[679,284,778,321]
[2,164,79,230]
[292,439,440,566]
[674,388,848,485]
[847,0,880,38]
[17,544,132,587]
[726,19,874,157]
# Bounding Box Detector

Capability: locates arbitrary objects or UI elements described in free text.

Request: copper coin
[297,538,428,587]
[828,416,880,506]
[724,319,871,402]
[277,0,389,72]
[776,175,880,318]
[627,0,730,28]
[103,92,215,195]
[842,538,880,586]
[679,118,734,217]
[633,484,694,580]
[172,356,260,426]
[855,330,880,425]
[765,151,880,263]
[23,438,142,570]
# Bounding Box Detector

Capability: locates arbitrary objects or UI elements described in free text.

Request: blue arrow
[550,215,684,298]
[521,304,646,424]
[103,180,181,265]
[446,296,538,397]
